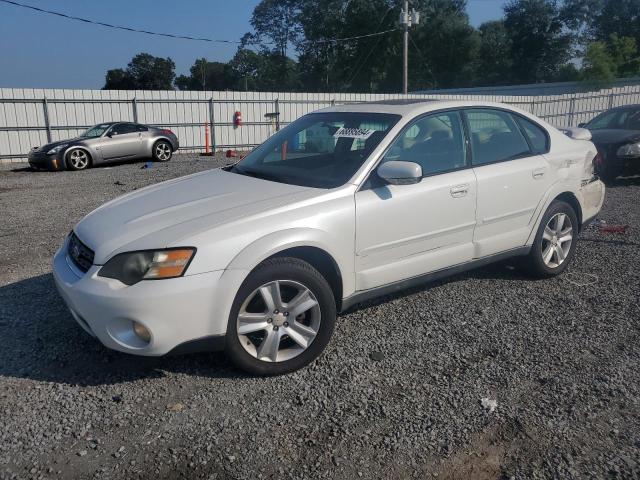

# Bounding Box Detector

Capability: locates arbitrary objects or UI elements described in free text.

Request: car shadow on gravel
[0,273,242,387]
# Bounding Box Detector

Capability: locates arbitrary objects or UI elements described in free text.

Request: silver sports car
[28,122,180,171]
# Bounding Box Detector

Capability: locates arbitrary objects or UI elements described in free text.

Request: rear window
[516,116,549,154]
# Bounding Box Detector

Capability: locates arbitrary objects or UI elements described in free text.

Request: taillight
[160,129,174,135]
[592,151,603,175]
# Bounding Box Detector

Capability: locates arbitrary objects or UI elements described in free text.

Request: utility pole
[400,2,420,94]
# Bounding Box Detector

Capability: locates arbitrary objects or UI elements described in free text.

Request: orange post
[204,122,210,154]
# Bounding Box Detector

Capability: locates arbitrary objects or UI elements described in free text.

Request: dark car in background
[28,122,179,171]
[579,105,640,182]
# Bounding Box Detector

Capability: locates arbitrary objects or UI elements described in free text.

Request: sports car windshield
[231,112,400,188]
[81,124,111,138]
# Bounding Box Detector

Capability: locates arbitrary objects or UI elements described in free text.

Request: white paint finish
[472,155,552,257]
[51,99,606,356]
[355,169,477,289]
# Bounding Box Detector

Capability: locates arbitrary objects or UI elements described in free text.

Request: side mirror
[577,122,586,128]
[377,160,422,185]
[106,131,114,137]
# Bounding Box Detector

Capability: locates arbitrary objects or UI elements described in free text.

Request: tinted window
[136,124,149,132]
[381,111,467,176]
[466,109,531,165]
[111,123,138,135]
[625,109,640,130]
[587,110,630,130]
[232,112,400,188]
[517,116,549,154]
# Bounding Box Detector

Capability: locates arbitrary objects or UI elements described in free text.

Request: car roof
[314,99,526,117]
[607,104,640,112]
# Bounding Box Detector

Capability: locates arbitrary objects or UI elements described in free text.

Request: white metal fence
[1,85,640,163]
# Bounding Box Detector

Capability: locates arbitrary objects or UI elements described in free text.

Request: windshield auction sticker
[333,127,375,140]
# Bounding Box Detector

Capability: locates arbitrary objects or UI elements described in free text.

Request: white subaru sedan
[53,100,605,375]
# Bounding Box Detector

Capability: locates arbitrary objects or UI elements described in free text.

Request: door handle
[532,167,546,179]
[450,184,469,198]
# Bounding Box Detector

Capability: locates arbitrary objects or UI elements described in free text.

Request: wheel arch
[154,137,177,152]
[554,191,583,228]
[223,228,352,311]
[265,246,344,312]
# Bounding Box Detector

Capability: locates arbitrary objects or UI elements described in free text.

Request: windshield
[81,124,111,138]
[587,108,640,130]
[231,112,401,188]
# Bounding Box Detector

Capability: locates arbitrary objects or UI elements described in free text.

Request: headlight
[47,144,69,155]
[98,248,196,285]
[617,142,640,157]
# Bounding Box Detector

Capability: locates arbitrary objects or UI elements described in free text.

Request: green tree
[409,0,480,89]
[503,0,573,83]
[608,34,640,77]
[247,0,302,56]
[475,21,512,86]
[581,41,616,87]
[104,53,176,90]
[175,59,235,91]
[103,68,136,90]
[593,0,640,45]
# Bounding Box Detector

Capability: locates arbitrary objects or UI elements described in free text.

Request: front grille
[67,232,95,273]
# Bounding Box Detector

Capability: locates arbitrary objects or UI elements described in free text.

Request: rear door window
[465,109,531,165]
[516,116,549,154]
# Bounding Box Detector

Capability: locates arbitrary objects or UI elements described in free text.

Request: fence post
[274,98,281,131]
[42,96,52,143]
[208,98,216,152]
[568,96,576,126]
[608,93,614,109]
[530,99,536,116]
[132,97,138,123]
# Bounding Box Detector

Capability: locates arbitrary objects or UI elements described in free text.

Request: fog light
[132,321,151,343]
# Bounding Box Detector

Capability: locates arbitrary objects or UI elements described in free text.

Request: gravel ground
[0,155,639,480]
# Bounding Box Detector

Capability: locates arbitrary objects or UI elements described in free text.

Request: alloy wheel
[155,143,171,161]
[237,280,321,363]
[69,149,89,169]
[541,213,573,268]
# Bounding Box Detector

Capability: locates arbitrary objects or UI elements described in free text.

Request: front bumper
[28,151,63,170]
[52,238,229,356]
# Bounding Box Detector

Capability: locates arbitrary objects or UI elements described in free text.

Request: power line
[0,0,242,44]
[302,28,400,45]
[1,0,400,47]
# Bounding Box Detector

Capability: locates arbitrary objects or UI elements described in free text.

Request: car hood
[74,169,319,264]
[34,138,82,152]
[589,129,640,146]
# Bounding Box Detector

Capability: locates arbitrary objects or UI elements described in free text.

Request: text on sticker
[333,127,375,140]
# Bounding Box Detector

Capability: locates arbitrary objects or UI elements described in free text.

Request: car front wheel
[523,200,578,278]
[66,148,91,171]
[225,257,336,376]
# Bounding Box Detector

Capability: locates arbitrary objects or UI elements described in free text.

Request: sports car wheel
[66,148,91,171]
[153,141,173,162]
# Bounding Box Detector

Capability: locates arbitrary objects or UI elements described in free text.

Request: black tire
[152,140,173,162]
[225,257,336,376]
[522,200,579,278]
[65,148,91,171]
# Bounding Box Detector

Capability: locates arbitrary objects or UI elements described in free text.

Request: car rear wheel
[522,200,578,278]
[66,148,91,171]
[153,141,172,162]
[226,257,336,376]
